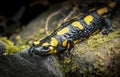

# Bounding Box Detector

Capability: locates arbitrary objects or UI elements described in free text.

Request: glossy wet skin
[29,1,118,56]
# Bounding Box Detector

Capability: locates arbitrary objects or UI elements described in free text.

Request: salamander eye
[43,46,50,50]
[33,46,51,55]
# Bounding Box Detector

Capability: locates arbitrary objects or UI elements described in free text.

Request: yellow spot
[48,46,57,54]
[97,7,108,15]
[34,37,47,45]
[42,42,49,46]
[34,41,40,44]
[109,2,116,8]
[38,36,47,42]
[92,30,100,35]
[62,40,68,47]
[74,40,78,44]
[72,21,84,30]
[50,37,58,47]
[33,39,42,45]
[57,27,69,35]
[84,15,94,26]
[67,43,70,49]
[49,46,54,50]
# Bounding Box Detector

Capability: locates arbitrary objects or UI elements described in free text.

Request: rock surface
[0,42,63,77]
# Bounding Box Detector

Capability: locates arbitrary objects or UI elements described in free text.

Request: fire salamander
[29,0,120,56]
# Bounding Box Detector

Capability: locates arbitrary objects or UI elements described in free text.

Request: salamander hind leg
[102,18,114,35]
[58,38,74,63]
[66,38,74,57]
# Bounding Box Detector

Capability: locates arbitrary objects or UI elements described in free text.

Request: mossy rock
[0,37,29,55]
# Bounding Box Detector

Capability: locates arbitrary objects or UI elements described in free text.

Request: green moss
[0,37,29,55]
[87,29,120,50]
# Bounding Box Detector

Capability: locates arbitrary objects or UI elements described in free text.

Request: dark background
[0,0,66,37]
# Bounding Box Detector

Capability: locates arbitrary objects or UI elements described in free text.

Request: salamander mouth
[35,46,50,55]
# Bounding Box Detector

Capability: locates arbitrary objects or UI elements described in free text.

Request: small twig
[45,1,74,35]
[60,0,80,24]
[45,9,63,35]
[45,0,80,35]
[63,7,78,22]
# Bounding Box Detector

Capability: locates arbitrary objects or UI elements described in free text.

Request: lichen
[0,37,29,55]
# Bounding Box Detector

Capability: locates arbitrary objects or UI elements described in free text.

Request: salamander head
[28,44,51,56]
[28,44,58,56]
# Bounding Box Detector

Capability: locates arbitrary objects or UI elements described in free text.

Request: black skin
[28,5,115,56]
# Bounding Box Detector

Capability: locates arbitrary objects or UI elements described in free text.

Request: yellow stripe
[34,36,46,44]
[84,15,94,26]
[97,7,108,15]
[72,21,84,30]
[57,27,69,35]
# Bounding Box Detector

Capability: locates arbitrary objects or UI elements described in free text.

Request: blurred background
[0,0,67,37]
[0,0,109,37]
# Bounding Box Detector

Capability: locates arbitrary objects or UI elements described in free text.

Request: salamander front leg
[28,44,35,56]
[102,18,114,35]
[66,38,74,56]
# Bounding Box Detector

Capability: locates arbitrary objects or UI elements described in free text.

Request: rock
[0,2,64,77]
[0,40,6,56]
[0,45,63,77]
